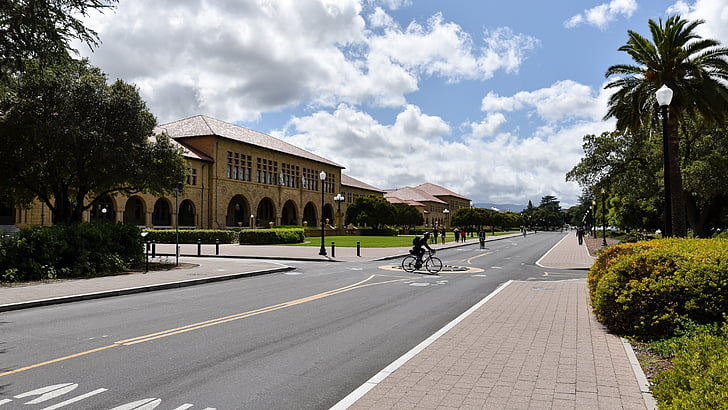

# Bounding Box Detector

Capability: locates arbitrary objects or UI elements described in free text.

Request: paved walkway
[0,232,656,409]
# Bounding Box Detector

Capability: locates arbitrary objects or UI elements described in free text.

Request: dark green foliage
[143,229,237,244]
[589,238,728,339]
[239,229,305,245]
[0,223,143,282]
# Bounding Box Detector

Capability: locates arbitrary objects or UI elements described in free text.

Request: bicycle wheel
[425,256,443,274]
[401,255,417,272]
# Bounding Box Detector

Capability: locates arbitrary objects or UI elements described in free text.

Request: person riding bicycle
[411,232,434,267]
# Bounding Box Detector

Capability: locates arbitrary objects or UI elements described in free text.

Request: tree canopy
[604,16,728,237]
[0,59,187,224]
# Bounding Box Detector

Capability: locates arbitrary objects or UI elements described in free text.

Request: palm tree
[604,16,728,237]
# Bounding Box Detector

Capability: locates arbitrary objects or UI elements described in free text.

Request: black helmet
[423,232,431,238]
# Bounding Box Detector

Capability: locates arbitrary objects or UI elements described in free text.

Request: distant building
[385,183,471,229]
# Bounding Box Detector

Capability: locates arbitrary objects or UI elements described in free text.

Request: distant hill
[474,203,527,213]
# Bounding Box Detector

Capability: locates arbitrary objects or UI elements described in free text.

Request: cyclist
[411,232,434,268]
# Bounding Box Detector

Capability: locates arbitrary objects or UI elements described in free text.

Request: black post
[197,239,201,256]
[319,176,327,256]
[661,104,672,237]
[152,240,156,258]
[145,241,150,273]
[215,239,220,255]
[331,241,335,258]
[601,192,607,247]
[357,241,361,257]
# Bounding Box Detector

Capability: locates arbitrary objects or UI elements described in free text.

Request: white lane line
[330,280,514,410]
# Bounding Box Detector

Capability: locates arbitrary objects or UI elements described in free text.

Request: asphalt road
[0,232,584,409]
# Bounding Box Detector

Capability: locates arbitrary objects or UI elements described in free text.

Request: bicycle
[401,250,443,274]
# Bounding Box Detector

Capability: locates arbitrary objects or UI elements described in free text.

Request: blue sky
[76,0,728,208]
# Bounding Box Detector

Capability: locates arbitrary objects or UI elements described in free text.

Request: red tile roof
[156,115,344,168]
[385,186,447,204]
[341,174,384,192]
[415,183,471,201]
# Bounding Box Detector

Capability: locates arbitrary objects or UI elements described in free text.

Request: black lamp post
[319,171,327,256]
[656,84,674,237]
[173,184,181,266]
[601,187,607,247]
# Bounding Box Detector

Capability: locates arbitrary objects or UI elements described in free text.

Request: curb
[0,265,294,313]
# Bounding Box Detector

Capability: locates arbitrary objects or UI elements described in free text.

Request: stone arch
[152,198,172,227]
[256,197,276,226]
[179,199,196,227]
[227,195,251,227]
[123,196,146,226]
[323,203,334,224]
[90,195,116,223]
[281,200,298,226]
[0,201,15,225]
[303,202,317,226]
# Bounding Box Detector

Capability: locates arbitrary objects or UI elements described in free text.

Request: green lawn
[290,231,519,247]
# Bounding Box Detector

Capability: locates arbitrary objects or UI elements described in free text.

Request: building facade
[0,116,469,233]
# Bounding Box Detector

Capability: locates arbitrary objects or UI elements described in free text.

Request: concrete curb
[0,265,294,312]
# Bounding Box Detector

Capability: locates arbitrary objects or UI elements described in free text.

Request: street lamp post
[173,184,181,266]
[601,187,607,247]
[334,193,344,229]
[656,84,674,237]
[319,171,327,256]
[443,208,449,230]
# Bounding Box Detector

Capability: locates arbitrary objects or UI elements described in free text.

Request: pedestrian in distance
[454,228,459,243]
[432,228,439,244]
[478,229,486,249]
[460,229,466,242]
[440,230,445,244]
[577,227,585,245]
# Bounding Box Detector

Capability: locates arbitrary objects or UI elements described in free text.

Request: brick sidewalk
[339,280,652,409]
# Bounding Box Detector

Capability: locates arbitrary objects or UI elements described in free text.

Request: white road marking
[41,388,107,410]
[16,383,78,404]
[109,398,162,410]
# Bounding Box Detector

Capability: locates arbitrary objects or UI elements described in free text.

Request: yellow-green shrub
[589,238,728,339]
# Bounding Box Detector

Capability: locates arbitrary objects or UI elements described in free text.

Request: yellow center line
[1,274,408,377]
[466,252,492,264]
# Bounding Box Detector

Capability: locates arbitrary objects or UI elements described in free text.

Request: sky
[74,0,728,209]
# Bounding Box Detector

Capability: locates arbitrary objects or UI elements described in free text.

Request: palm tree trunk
[667,113,686,237]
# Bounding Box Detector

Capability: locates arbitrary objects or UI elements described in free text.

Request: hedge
[1,223,143,282]
[588,238,728,339]
[652,322,728,408]
[239,228,304,244]
[143,229,237,244]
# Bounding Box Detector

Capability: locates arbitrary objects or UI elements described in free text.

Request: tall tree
[0,59,187,223]
[604,16,728,237]
[0,0,116,76]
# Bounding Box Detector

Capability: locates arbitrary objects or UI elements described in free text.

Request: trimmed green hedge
[588,238,728,340]
[239,228,304,244]
[143,229,237,244]
[1,223,143,282]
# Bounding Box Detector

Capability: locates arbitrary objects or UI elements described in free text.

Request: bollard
[356,241,361,257]
[151,240,156,258]
[331,241,335,258]
[215,239,220,255]
[145,241,150,273]
[197,239,202,256]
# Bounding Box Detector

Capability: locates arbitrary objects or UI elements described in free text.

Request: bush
[239,228,304,244]
[589,238,728,339]
[0,223,143,282]
[143,229,237,244]
[652,322,728,409]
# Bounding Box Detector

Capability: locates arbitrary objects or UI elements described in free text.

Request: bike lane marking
[0,275,408,378]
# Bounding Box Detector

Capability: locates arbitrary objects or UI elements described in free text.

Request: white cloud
[273,102,609,207]
[76,1,538,124]
[480,80,606,123]
[667,0,728,45]
[565,0,638,29]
